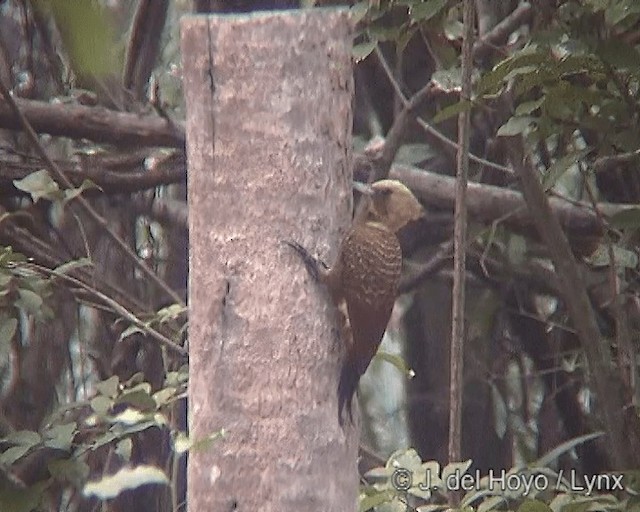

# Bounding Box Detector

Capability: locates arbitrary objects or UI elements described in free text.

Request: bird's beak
[352,181,373,196]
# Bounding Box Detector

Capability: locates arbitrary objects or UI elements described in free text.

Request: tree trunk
[181,9,357,512]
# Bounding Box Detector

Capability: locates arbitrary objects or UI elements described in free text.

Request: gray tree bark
[181,10,357,512]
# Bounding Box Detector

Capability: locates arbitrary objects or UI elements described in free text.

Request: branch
[374,47,513,176]
[0,81,185,306]
[0,96,185,148]
[473,2,533,62]
[0,218,149,315]
[399,239,453,293]
[24,262,186,356]
[448,0,473,483]
[593,149,640,174]
[132,196,188,229]
[1,152,185,193]
[507,137,638,469]
[368,48,437,181]
[123,0,169,100]
[388,162,632,236]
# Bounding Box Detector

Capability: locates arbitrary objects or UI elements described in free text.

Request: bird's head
[355,179,424,233]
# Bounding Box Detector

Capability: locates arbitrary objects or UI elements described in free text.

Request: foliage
[2,0,640,509]
[0,368,223,510]
[351,0,640,493]
[361,442,639,512]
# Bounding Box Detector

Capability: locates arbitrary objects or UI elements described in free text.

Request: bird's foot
[283,240,328,282]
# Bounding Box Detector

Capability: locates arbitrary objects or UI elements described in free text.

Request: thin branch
[593,149,640,174]
[399,239,453,293]
[123,0,169,100]
[23,262,186,356]
[449,0,473,488]
[0,218,151,315]
[473,2,533,62]
[0,95,184,148]
[388,162,633,235]
[507,136,638,469]
[374,81,435,181]
[374,46,513,176]
[0,80,185,306]
[130,195,188,229]
[580,165,633,393]
[1,152,186,193]
[368,47,437,181]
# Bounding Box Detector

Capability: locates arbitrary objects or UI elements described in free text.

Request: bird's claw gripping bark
[283,240,328,282]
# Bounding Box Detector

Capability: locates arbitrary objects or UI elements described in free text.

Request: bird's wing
[338,294,395,424]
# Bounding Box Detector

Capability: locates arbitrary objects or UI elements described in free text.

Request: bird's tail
[338,356,366,426]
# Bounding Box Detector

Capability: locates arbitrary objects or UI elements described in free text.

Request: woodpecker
[286,179,424,424]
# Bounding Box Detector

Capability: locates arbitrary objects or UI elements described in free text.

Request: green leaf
[443,19,463,40]
[90,395,112,416]
[479,496,507,512]
[441,460,472,483]
[431,99,472,124]
[353,40,377,62]
[62,179,101,205]
[156,303,187,323]
[39,0,117,78]
[54,257,93,276]
[0,480,47,512]
[542,150,590,190]
[585,244,638,268]
[153,387,177,407]
[431,68,461,92]
[0,271,12,287]
[13,170,60,203]
[82,465,169,499]
[410,0,448,22]
[605,0,640,26]
[350,1,369,24]
[490,382,507,439]
[0,445,31,466]
[597,39,640,72]
[375,351,414,378]
[515,97,545,116]
[609,207,640,230]
[497,116,537,136]
[91,431,117,450]
[517,499,553,512]
[0,317,18,348]
[96,376,119,398]
[44,422,76,450]
[115,438,132,461]
[359,489,394,512]
[119,324,145,341]
[394,143,436,166]
[48,458,90,487]
[6,430,41,447]
[535,431,603,467]
[15,288,43,316]
[417,505,449,512]
[507,234,527,265]
[116,389,156,412]
[173,431,191,455]
[476,47,548,95]
[387,447,422,471]
[175,429,226,454]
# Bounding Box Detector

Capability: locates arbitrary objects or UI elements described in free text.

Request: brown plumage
[287,179,424,424]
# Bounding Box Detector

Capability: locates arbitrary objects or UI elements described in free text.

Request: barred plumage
[287,179,424,425]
